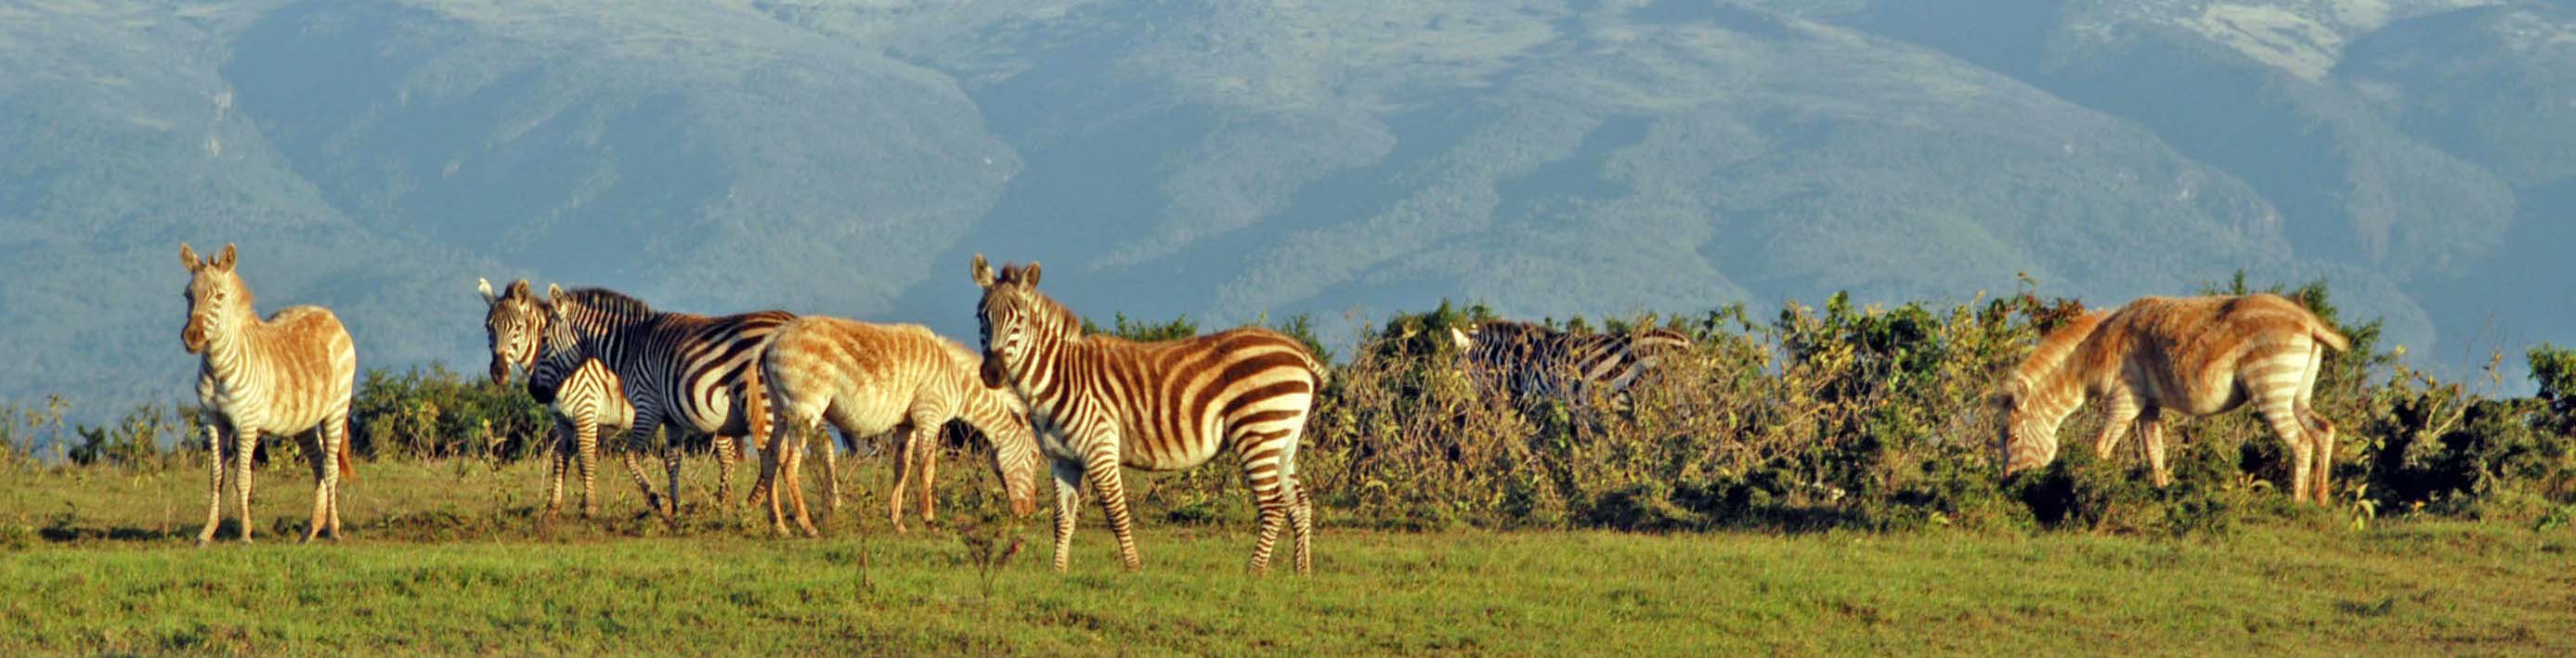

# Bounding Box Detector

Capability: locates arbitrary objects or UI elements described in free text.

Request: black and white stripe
[529,285,790,519]
[1449,321,1692,407]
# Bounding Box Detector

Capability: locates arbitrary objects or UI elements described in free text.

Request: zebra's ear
[971,253,995,288]
[546,283,565,303]
[1449,326,1474,349]
[181,243,202,272]
[1021,261,1042,286]
[509,279,533,301]
[477,277,498,305]
[212,243,237,272]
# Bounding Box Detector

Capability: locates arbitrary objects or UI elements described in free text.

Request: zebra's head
[522,285,589,406]
[478,277,546,385]
[178,243,245,355]
[970,253,1064,390]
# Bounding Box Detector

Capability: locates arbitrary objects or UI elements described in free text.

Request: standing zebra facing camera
[481,278,660,520]
[1449,320,1693,409]
[180,243,358,545]
[972,254,1327,574]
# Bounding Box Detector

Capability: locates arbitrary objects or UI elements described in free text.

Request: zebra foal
[758,317,1041,536]
[180,243,358,545]
[480,278,659,519]
[1999,294,2349,503]
[972,255,1326,574]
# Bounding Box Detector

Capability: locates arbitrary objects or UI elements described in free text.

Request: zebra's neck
[199,304,268,392]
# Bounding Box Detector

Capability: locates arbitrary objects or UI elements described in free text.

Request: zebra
[1447,320,1693,408]
[971,254,1327,574]
[180,243,358,545]
[757,316,1043,536]
[514,284,791,521]
[480,278,659,520]
[2000,294,2350,503]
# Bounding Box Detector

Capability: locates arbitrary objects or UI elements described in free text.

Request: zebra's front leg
[1082,445,1142,572]
[544,418,574,521]
[2139,411,2170,488]
[890,426,918,533]
[195,423,229,547]
[573,419,601,520]
[615,424,665,518]
[1050,458,1084,572]
[231,427,260,544]
[824,429,852,517]
[661,437,685,524]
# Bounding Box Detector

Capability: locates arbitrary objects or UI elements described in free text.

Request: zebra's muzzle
[488,356,511,386]
[181,317,208,355]
[980,355,1008,389]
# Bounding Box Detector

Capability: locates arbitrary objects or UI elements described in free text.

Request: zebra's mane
[553,287,657,321]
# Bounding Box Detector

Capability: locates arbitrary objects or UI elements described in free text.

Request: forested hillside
[3,0,2569,417]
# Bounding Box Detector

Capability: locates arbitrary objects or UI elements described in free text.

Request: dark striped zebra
[482,277,660,519]
[1448,320,1692,407]
[971,255,1326,574]
[182,243,358,545]
[517,285,790,521]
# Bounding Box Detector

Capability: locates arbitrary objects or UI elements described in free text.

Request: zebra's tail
[2310,323,2351,353]
[336,424,359,484]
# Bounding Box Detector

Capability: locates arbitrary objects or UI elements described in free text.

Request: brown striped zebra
[1448,320,1693,407]
[181,243,358,545]
[522,285,789,521]
[757,316,1042,536]
[972,255,1326,574]
[479,278,659,519]
[1999,294,2350,503]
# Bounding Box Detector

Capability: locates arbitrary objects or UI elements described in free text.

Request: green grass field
[4,458,2572,654]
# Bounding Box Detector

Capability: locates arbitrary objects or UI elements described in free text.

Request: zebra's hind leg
[1288,484,1314,575]
[890,425,919,533]
[325,412,348,540]
[711,433,737,509]
[824,429,852,518]
[195,424,229,547]
[1240,448,1294,575]
[1049,459,1083,572]
[302,427,336,543]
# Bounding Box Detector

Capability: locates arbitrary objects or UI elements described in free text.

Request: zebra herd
[179,242,2352,573]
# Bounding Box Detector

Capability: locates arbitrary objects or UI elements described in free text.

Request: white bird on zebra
[972,255,1327,574]
[480,278,660,520]
[757,316,1042,536]
[180,243,358,545]
[1999,294,2349,503]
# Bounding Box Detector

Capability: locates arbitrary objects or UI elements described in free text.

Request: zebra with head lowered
[1447,320,1693,408]
[180,243,358,545]
[972,255,1327,574]
[756,316,1044,536]
[496,284,791,521]
[481,278,660,520]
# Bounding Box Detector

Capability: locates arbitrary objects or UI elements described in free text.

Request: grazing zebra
[479,278,658,519]
[757,316,1043,536]
[1999,294,2350,503]
[1448,320,1693,407]
[180,243,358,545]
[972,255,1326,574]
[515,284,791,521]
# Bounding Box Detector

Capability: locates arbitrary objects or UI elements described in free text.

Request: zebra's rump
[1086,329,1321,471]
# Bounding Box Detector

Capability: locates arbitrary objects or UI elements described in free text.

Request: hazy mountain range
[5,0,2571,419]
